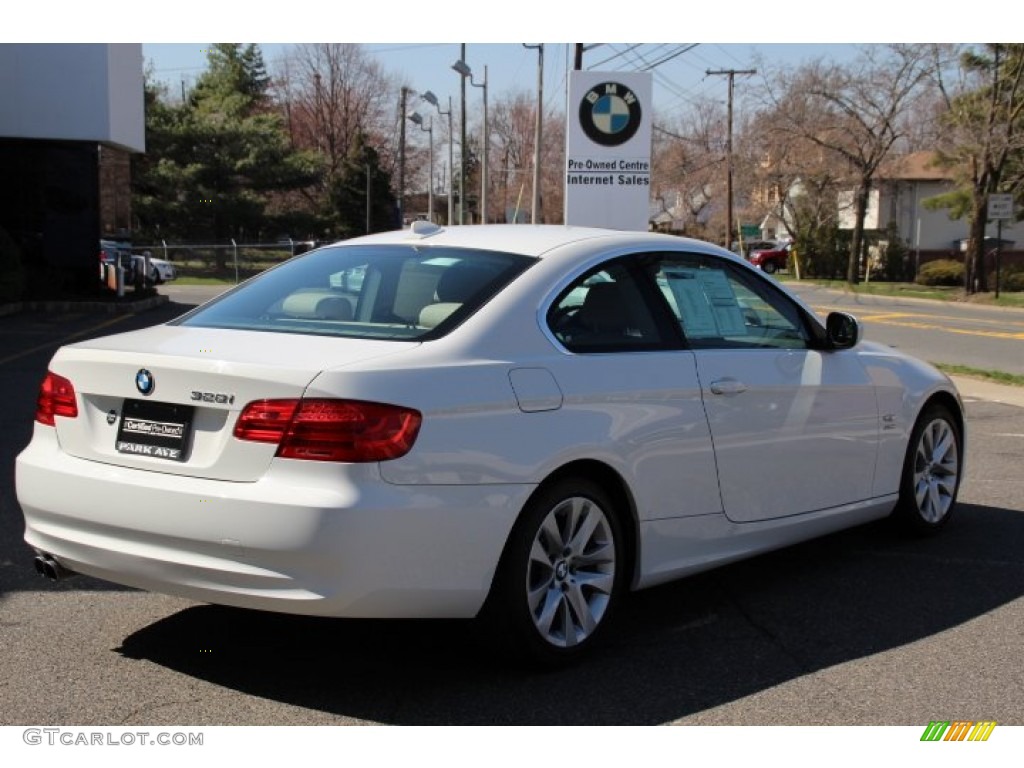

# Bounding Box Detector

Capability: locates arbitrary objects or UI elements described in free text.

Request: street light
[421,90,454,226]
[453,45,467,225]
[453,58,488,224]
[408,112,434,223]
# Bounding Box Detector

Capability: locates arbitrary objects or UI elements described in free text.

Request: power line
[642,44,701,70]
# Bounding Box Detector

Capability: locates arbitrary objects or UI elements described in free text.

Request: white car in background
[17,223,964,665]
[131,253,176,285]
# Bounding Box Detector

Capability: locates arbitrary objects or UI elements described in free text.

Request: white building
[844,151,1017,259]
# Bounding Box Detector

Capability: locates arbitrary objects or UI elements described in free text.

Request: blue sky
[15,0,974,111]
[11,2,979,123]
[143,42,864,118]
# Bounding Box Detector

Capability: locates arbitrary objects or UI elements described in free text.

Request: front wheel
[893,403,962,533]
[761,261,778,275]
[487,478,625,667]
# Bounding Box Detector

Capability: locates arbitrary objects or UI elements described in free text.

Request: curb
[949,375,1024,409]
[0,294,169,316]
[787,282,1024,314]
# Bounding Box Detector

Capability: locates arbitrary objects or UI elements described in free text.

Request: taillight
[234,399,421,462]
[35,371,79,426]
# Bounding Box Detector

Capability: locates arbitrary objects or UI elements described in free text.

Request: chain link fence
[131,239,318,282]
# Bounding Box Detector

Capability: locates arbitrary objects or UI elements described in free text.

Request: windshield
[175,244,535,340]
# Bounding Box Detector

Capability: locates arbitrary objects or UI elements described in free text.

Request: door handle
[709,378,748,396]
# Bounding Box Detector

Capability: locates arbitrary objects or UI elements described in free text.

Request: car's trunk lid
[48,325,417,481]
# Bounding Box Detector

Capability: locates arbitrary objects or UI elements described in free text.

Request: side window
[656,257,810,350]
[547,259,667,352]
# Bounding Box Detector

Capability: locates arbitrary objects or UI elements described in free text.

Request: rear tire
[487,477,625,667]
[893,403,962,534]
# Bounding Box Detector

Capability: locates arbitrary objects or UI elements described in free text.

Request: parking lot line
[0,314,131,367]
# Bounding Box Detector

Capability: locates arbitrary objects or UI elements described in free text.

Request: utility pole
[459,44,467,225]
[524,44,544,223]
[706,68,756,249]
[366,156,372,234]
[398,86,408,227]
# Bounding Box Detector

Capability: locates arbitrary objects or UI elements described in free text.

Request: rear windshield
[175,244,535,340]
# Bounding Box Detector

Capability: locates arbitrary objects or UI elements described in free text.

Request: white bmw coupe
[17,224,964,665]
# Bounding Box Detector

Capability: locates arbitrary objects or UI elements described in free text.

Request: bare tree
[539,107,565,224]
[651,98,727,240]
[489,92,538,222]
[273,44,396,190]
[762,45,935,283]
[740,94,853,275]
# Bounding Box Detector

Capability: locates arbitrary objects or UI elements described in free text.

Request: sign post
[988,193,1014,299]
[564,71,653,230]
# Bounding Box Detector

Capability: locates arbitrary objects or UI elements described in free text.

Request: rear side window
[547,259,669,352]
[176,245,534,340]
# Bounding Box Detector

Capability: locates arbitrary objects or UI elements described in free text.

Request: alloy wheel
[525,495,617,648]
[912,417,960,524]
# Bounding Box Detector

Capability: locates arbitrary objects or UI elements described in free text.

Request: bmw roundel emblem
[135,369,154,396]
[579,82,642,147]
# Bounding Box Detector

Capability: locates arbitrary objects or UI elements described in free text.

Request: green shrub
[990,263,1024,292]
[0,226,26,302]
[916,259,965,287]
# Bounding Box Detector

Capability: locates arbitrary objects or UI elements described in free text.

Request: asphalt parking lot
[1,296,1022,726]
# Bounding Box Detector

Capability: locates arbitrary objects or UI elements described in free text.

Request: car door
[544,257,722,521]
[652,253,879,523]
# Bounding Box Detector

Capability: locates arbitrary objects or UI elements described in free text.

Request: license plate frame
[115,399,195,461]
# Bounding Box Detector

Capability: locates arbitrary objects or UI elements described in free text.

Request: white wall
[0,44,144,152]
[880,180,1017,252]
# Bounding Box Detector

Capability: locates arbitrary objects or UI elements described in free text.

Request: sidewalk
[949,375,1024,408]
[0,294,168,316]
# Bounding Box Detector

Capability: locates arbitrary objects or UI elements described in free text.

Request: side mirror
[826,311,860,350]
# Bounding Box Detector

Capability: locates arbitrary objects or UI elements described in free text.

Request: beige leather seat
[418,263,493,329]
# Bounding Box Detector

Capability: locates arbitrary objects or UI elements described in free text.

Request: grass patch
[934,363,1024,388]
[779,277,1024,307]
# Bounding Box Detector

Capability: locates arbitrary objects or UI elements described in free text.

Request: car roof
[328,224,731,261]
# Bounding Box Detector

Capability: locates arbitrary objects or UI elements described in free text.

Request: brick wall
[98,145,131,237]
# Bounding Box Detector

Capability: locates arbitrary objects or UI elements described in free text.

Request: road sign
[988,194,1014,220]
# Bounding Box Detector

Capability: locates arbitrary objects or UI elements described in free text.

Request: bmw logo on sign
[135,369,154,396]
[579,82,642,147]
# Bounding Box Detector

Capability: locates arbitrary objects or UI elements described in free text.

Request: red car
[748,242,792,274]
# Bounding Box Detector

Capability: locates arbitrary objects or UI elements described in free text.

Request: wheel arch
[891,388,966,534]
[920,389,965,446]
[488,458,641,601]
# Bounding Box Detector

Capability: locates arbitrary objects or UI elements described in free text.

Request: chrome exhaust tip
[33,553,76,581]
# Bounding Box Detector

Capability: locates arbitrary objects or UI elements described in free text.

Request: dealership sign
[565,71,653,230]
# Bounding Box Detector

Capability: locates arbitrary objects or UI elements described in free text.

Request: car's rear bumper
[16,428,531,618]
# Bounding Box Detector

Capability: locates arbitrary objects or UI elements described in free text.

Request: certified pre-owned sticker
[121,418,185,438]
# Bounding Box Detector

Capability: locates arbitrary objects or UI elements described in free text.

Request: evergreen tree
[191,43,270,112]
[133,45,320,268]
[927,44,1024,292]
[326,133,398,238]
